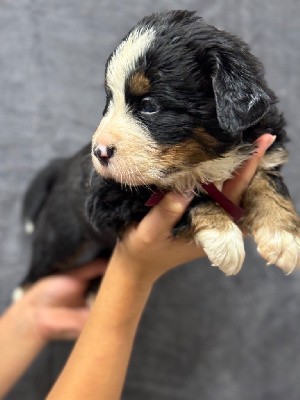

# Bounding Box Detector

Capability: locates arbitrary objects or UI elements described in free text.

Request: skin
[0,134,275,399]
[0,262,107,398]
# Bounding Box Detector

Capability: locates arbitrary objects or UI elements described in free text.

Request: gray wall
[1,0,300,399]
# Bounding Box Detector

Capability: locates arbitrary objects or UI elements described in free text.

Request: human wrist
[108,244,157,292]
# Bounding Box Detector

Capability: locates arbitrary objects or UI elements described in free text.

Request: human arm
[47,134,275,400]
[0,261,106,398]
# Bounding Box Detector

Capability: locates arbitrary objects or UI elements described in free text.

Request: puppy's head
[92,10,274,189]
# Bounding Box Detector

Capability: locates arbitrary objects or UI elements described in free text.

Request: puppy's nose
[93,144,115,166]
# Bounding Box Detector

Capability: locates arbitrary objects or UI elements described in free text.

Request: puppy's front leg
[191,202,245,275]
[242,171,300,273]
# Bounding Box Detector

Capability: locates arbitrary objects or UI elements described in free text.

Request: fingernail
[266,134,276,147]
[172,191,194,207]
[183,190,195,201]
[168,191,194,206]
[256,134,276,148]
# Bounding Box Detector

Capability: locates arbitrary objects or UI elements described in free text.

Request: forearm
[0,302,46,398]
[47,250,153,400]
[47,135,272,399]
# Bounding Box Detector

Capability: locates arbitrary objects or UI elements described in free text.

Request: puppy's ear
[210,46,274,136]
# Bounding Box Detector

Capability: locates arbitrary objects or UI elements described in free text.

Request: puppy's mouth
[91,154,202,195]
[92,151,166,187]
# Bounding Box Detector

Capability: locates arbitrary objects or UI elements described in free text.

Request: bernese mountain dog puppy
[20,10,300,288]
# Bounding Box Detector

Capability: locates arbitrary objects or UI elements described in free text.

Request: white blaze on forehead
[93,26,160,185]
[106,27,156,96]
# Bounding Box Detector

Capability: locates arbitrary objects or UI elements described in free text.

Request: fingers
[67,259,108,280]
[38,307,90,340]
[138,192,194,240]
[223,133,276,204]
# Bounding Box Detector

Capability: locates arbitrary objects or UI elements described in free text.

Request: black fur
[22,145,116,283]
[122,11,285,147]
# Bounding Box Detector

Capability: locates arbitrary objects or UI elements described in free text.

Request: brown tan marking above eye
[129,71,151,96]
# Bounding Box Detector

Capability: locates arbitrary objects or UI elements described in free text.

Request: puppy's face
[92,11,273,189]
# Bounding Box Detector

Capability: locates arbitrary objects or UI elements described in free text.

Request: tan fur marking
[243,172,299,234]
[129,72,151,96]
[193,127,220,149]
[160,139,213,167]
[191,203,245,275]
[159,128,220,170]
[191,203,233,232]
[242,171,300,273]
[161,145,253,193]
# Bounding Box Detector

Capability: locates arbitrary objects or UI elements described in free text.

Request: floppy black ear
[210,46,274,136]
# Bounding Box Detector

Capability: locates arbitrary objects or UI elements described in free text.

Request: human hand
[112,134,276,284]
[14,261,107,342]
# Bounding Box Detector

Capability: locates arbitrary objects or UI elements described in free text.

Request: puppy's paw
[254,227,300,274]
[195,223,245,275]
[242,170,300,274]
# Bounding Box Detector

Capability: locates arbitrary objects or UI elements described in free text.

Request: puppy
[20,10,300,287]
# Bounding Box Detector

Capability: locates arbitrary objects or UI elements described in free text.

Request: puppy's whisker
[124,166,132,191]
[131,164,153,193]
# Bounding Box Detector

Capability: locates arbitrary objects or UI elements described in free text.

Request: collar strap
[145,184,244,222]
[200,182,244,222]
[144,190,166,207]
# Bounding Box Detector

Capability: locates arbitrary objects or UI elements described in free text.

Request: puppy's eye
[140,97,159,114]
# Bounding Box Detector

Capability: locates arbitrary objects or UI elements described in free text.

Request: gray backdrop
[1,0,300,399]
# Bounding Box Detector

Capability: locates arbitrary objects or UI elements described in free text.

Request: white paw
[195,223,245,276]
[255,228,300,274]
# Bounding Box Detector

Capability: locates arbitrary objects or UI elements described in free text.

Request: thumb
[223,133,276,204]
[138,192,194,240]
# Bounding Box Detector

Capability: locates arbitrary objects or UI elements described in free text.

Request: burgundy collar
[200,182,244,222]
[145,183,244,222]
